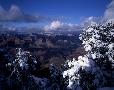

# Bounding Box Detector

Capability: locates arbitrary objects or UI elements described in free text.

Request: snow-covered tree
[7,48,39,90]
[9,48,32,79]
[49,64,66,90]
[80,22,114,86]
[63,22,114,90]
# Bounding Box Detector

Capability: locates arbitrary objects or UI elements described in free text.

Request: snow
[33,60,37,64]
[78,56,90,67]
[84,44,92,51]
[15,48,29,70]
[63,58,81,88]
[63,22,114,89]
[108,43,114,50]
[91,53,96,59]
[63,55,92,88]
[86,27,94,32]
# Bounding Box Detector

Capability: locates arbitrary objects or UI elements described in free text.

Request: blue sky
[0,0,113,29]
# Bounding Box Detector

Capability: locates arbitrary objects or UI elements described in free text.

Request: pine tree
[7,48,38,90]
[49,64,66,90]
[63,22,114,90]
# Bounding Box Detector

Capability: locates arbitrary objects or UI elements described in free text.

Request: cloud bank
[0,0,114,31]
[81,0,114,26]
[0,5,47,22]
[44,21,82,31]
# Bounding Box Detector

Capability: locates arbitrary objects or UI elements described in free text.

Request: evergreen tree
[63,22,114,90]
[49,64,66,90]
[7,48,38,90]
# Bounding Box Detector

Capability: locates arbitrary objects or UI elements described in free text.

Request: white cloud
[104,0,114,21]
[49,20,62,30]
[9,5,23,18]
[0,5,23,21]
[44,21,61,31]
[0,5,47,22]
[80,0,114,26]
[44,21,62,31]
[44,20,82,31]
[81,16,101,26]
